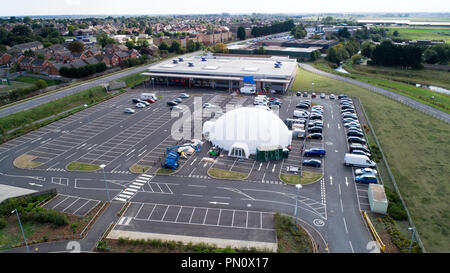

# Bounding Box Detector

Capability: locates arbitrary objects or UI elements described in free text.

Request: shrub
[35,79,48,90]
[71,223,78,233]
[385,187,408,221]
[0,217,7,230]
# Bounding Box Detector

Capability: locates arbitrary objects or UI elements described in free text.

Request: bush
[35,79,48,90]
[0,217,7,230]
[385,187,408,221]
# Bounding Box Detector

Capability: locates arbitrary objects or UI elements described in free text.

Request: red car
[145,99,156,103]
[311,93,317,98]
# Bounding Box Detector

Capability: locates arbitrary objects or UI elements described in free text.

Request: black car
[167,101,178,106]
[347,131,364,138]
[307,133,323,140]
[296,103,310,109]
[302,159,321,168]
[132,98,141,103]
[341,105,355,111]
[348,136,367,145]
[350,144,371,154]
[296,91,302,96]
[352,149,372,157]
[341,109,355,114]
[308,122,323,128]
[308,126,323,133]
[174,98,183,103]
[303,92,308,97]
[338,94,348,99]
[348,128,363,134]
[309,115,323,120]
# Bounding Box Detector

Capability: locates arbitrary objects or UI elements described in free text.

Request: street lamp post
[12,209,30,253]
[408,227,416,253]
[294,184,302,228]
[100,164,111,202]
[151,78,154,90]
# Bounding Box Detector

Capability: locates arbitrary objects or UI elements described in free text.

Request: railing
[362,211,386,252]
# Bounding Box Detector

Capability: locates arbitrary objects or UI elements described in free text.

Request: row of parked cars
[167,93,190,110]
[339,95,378,184]
[295,91,336,100]
[125,93,159,113]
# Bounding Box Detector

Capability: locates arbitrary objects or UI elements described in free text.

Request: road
[299,63,450,124]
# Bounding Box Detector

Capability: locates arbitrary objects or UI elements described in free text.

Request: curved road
[299,63,450,124]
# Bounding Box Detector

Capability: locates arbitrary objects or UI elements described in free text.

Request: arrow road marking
[329,176,333,185]
[345,176,349,187]
[29,183,43,187]
[209,201,229,205]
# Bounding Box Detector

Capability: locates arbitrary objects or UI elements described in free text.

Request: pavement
[0,87,377,253]
[299,63,450,124]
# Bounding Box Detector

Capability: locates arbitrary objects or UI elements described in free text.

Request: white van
[344,153,376,168]
[240,85,256,94]
[293,110,309,118]
[141,93,158,101]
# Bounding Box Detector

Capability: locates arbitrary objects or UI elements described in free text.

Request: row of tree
[250,20,295,38]
[158,40,205,54]
[59,62,107,78]
[0,25,65,48]
[362,40,423,68]
[326,40,361,66]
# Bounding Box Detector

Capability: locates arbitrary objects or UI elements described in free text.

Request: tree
[23,50,34,57]
[11,25,31,37]
[125,40,135,50]
[351,54,362,64]
[291,25,307,39]
[187,40,196,53]
[256,46,265,55]
[23,17,32,24]
[212,43,228,54]
[97,33,116,48]
[68,41,84,53]
[237,26,246,41]
[145,27,153,36]
[35,79,48,89]
[337,28,351,39]
[425,44,450,64]
[169,40,181,53]
[309,50,321,61]
[195,41,204,51]
[393,30,399,37]
[361,41,375,58]
[158,41,169,51]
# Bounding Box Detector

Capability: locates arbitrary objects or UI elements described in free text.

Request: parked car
[145,98,156,103]
[330,94,335,100]
[304,148,326,157]
[350,143,370,152]
[343,118,358,124]
[294,110,309,118]
[344,153,376,168]
[136,103,146,108]
[344,122,360,128]
[167,101,178,106]
[311,93,317,98]
[320,93,326,99]
[172,106,183,111]
[308,126,323,133]
[341,109,355,114]
[308,122,323,128]
[342,114,358,119]
[341,105,355,110]
[303,92,308,97]
[338,94,348,99]
[296,91,302,96]
[174,98,183,103]
[140,100,150,106]
[348,128,363,133]
[179,93,190,98]
[124,108,135,114]
[307,133,323,140]
[132,98,141,104]
[355,174,378,184]
[347,131,364,138]
[203,103,216,108]
[354,168,378,176]
[309,115,323,120]
[296,103,310,109]
[351,149,372,157]
[348,136,367,145]
[302,159,322,167]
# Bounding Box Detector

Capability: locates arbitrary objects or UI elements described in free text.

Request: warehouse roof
[148,56,297,80]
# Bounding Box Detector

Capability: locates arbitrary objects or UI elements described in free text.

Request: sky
[0,0,449,16]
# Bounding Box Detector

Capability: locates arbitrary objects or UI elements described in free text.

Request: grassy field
[386,27,450,43]
[0,81,34,93]
[208,168,248,180]
[14,76,62,87]
[311,60,450,113]
[293,67,450,252]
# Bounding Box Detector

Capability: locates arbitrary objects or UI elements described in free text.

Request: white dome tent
[203,107,292,158]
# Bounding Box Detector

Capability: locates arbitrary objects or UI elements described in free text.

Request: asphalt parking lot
[41,194,101,216]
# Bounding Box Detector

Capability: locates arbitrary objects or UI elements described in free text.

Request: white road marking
[128,185,141,189]
[349,240,354,253]
[329,176,333,185]
[272,164,276,173]
[339,184,341,196]
[209,201,229,205]
[183,194,203,198]
[126,188,138,192]
[141,174,153,178]
[340,199,344,213]
[188,184,207,188]
[138,150,147,157]
[115,197,127,202]
[135,179,147,183]
[345,176,349,187]
[258,163,262,171]
[188,168,196,177]
[343,217,349,233]
[190,158,197,166]
[126,149,135,157]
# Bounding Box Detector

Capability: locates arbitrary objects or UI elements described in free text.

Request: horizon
[0,0,449,17]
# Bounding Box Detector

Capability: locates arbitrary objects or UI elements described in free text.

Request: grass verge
[280,172,323,185]
[293,67,450,252]
[274,213,313,253]
[129,164,150,174]
[66,162,100,172]
[156,168,175,175]
[208,167,248,180]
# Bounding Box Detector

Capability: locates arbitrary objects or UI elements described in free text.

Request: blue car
[302,159,321,167]
[355,174,378,184]
[303,148,326,157]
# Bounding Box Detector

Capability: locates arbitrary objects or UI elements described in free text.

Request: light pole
[151,78,154,90]
[294,184,302,228]
[12,209,30,253]
[100,164,111,202]
[408,227,416,253]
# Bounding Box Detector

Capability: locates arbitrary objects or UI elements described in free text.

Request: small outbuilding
[368,184,389,214]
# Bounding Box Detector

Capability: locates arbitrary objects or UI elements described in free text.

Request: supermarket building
[141,55,298,93]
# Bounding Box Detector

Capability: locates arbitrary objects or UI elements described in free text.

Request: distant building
[9,41,44,54]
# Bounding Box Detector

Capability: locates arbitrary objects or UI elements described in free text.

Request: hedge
[60,62,107,78]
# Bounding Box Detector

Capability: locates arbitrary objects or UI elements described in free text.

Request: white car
[136,103,146,108]
[354,168,378,176]
[255,105,271,111]
[203,103,217,109]
[172,106,183,111]
[124,108,135,114]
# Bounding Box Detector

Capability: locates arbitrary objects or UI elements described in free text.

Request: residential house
[96,54,119,67]
[71,52,87,60]
[9,41,44,54]
[18,57,34,71]
[30,58,50,74]
[46,62,70,76]
[71,59,87,69]
[55,50,73,63]
[84,46,101,57]
[83,57,99,65]
[115,51,130,63]
[0,53,12,65]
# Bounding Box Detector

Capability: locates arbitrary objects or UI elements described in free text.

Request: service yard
[0,86,380,253]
